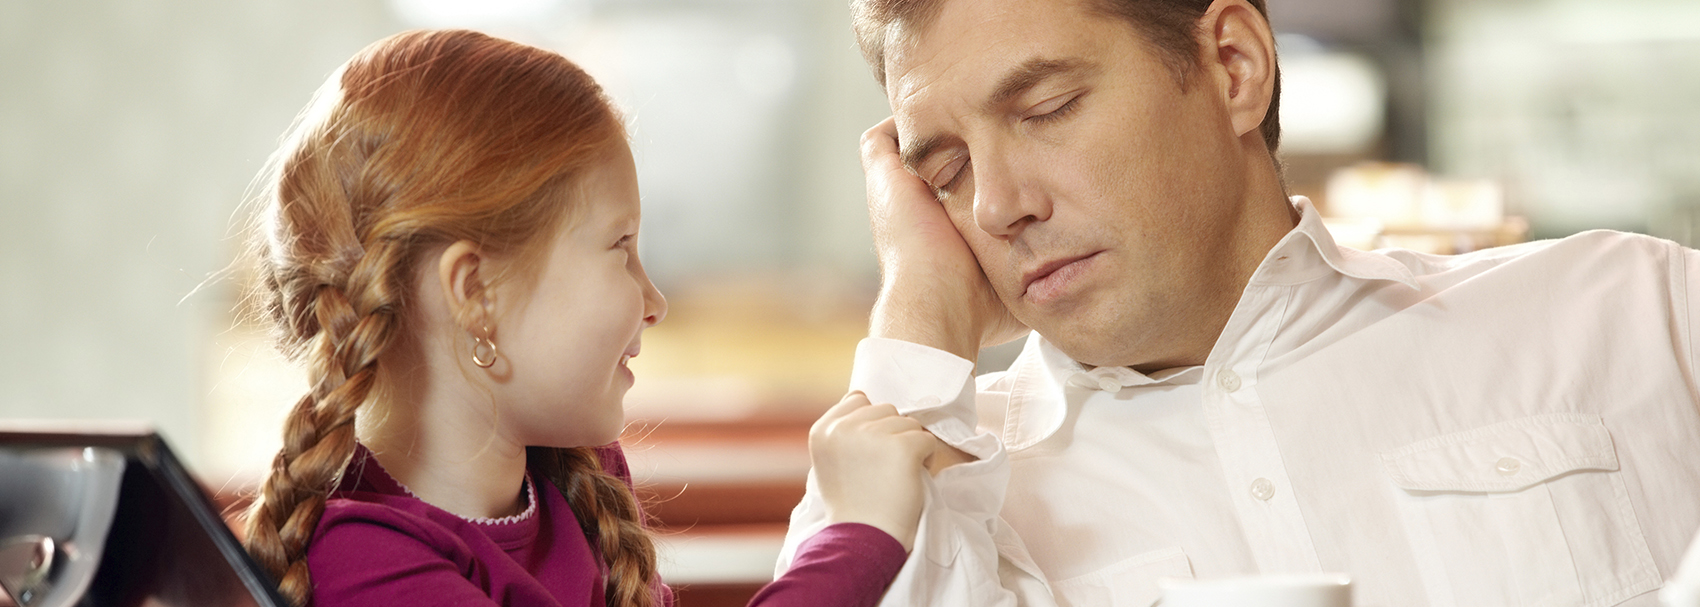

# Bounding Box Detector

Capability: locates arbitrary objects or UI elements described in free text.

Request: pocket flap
[1381,413,1618,492]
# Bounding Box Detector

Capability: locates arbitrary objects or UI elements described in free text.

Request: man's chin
[1035,327,1124,368]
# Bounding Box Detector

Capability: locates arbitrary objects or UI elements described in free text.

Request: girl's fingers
[838,401,902,423]
[818,391,873,421]
[861,412,926,435]
[814,391,949,462]
[896,429,948,458]
[818,395,901,431]
[811,392,873,441]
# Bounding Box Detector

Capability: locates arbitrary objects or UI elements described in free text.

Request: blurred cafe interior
[3,0,1699,604]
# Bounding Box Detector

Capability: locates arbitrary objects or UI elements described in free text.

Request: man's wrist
[870,276,980,362]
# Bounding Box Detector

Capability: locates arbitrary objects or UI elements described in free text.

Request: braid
[533,447,659,607]
[245,242,407,607]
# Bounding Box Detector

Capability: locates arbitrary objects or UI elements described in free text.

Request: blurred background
[3,0,1699,603]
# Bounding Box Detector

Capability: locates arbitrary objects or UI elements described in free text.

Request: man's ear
[1203,0,1277,140]
[436,240,494,334]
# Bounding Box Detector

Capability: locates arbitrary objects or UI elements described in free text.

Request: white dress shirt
[777,198,1700,607]
[1663,529,1700,606]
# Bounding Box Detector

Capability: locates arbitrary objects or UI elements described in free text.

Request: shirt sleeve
[1663,528,1700,605]
[777,337,1059,607]
[747,523,906,607]
[1678,245,1700,416]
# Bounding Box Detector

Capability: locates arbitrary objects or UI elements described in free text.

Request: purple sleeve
[747,523,907,607]
[308,504,502,607]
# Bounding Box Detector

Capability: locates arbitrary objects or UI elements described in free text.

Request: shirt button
[1496,457,1521,476]
[915,396,942,408]
[1097,377,1122,392]
[1217,369,1242,392]
[1250,478,1275,501]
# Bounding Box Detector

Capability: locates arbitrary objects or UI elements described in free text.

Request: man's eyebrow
[900,133,945,174]
[899,58,1088,173]
[985,58,1087,111]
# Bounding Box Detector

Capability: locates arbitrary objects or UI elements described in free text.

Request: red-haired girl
[240,29,936,607]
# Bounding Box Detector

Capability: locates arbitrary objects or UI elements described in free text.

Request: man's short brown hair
[851,0,1282,154]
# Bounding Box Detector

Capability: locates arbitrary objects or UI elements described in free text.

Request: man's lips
[1020,251,1102,300]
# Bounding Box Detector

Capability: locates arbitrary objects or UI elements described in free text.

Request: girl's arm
[747,392,946,607]
[746,522,907,607]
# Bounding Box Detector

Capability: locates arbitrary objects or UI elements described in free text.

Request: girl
[240,29,938,607]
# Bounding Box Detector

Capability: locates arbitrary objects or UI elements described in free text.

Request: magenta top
[306,444,904,607]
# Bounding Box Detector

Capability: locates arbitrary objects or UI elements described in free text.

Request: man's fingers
[860,117,900,156]
[862,117,922,195]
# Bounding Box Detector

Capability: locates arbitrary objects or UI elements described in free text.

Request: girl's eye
[1026,93,1081,124]
[615,234,635,248]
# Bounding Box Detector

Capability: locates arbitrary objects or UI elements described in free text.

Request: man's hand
[810,392,948,551]
[862,117,1026,362]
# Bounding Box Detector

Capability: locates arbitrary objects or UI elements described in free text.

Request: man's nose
[973,155,1051,239]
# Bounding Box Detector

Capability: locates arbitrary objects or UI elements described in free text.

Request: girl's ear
[437,240,495,334]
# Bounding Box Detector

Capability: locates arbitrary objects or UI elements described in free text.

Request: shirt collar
[1252,196,1419,289]
[1000,336,1203,451]
[998,196,1417,450]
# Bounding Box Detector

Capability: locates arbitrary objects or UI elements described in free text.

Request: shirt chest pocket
[1049,546,1191,607]
[1380,413,1660,607]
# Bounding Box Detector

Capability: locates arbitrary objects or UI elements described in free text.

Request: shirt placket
[1201,284,1323,573]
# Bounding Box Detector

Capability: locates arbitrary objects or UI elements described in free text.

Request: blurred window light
[388,0,580,28]
[1277,36,1386,155]
[1326,162,1427,226]
[1429,0,1700,238]
[1421,178,1504,230]
[733,34,797,104]
[1551,0,1700,44]
[1326,162,1505,230]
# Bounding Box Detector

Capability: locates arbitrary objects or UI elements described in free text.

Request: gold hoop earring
[471,333,498,368]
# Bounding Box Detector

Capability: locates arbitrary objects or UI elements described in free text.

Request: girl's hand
[808,392,949,552]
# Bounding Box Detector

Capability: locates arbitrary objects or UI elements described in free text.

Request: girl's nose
[642,279,667,327]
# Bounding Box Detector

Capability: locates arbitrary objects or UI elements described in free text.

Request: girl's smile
[489,137,667,449]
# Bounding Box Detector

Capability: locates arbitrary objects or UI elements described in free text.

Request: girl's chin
[545,425,624,450]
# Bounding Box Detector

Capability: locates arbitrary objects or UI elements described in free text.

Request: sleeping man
[778,0,1700,604]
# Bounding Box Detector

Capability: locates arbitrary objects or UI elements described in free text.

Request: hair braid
[245,243,408,607]
[533,447,659,607]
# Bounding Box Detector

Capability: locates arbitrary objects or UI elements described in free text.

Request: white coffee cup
[1158,573,1352,607]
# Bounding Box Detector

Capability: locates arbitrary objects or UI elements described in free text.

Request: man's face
[887,0,1258,369]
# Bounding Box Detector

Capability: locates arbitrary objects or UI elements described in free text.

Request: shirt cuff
[849,337,981,450]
